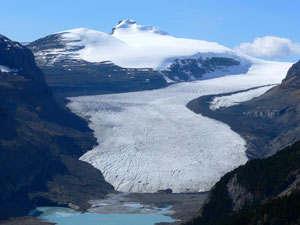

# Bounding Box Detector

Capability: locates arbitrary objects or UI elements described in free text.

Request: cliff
[0,34,114,220]
[183,140,300,225]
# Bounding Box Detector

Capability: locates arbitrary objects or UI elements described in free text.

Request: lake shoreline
[126,192,208,225]
[89,192,209,225]
[0,192,208,225]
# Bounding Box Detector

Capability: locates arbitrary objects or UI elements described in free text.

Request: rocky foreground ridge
[183,140,300,225]
[0,35,114,221]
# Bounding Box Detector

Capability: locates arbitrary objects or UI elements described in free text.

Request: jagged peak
[115,19,137,29]
[110,19,169,36]
[0,34,25,50]
[281,60,300,85]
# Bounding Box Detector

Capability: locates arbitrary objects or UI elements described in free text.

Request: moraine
[67,61,291,193]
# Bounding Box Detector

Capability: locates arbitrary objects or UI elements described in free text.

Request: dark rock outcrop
[0,34,114,220]
[183,141,300,225]
[162,57,242,81]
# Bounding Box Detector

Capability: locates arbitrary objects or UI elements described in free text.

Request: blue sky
[1,0,299,61]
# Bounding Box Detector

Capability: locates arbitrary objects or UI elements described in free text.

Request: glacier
[67,60,291,193]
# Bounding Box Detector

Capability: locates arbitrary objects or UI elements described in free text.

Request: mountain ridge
[28,19,251,78]
[32,19,250,71]
[0,34,114,221]
[110,19,170,36]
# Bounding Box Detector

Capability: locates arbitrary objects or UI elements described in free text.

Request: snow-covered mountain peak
[111,19,169,36]
[115,19,137,29]
[29,20,254,80]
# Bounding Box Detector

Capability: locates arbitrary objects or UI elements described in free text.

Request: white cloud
[235,36,300,59]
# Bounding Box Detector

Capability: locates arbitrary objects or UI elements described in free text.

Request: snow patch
[0,65,18,73]
[209,85,276,111]
[0,65,12,73]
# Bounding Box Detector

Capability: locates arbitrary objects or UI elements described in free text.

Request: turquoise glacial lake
[30,206,177,225]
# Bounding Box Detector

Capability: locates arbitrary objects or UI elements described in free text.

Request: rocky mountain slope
[188,60,300,158]
[0,34,114,221]
[28,19,251,98]
[235,60,300,157]
[183,140,300,225]
[242,60,300,155]
[183,61,300,225]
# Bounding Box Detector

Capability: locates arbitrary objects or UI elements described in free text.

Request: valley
[1,13,299,225]
[67,60,291,193]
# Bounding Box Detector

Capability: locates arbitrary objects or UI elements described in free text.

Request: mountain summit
[111,19,169,36]
[29,20,251,71]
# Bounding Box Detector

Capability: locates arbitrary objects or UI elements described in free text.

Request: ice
[53,20,252,70]
[113,19,169,36]
[0,65,12,73]
[0,65,19,74]
[209,85,276,111]
[68,60,291,193]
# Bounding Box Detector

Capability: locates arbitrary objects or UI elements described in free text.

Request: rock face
[0,35,114,220]
[162,57,241,81]
[183,141,300,225]
[237,60,300,156]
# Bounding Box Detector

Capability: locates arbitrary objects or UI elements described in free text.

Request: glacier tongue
[67,61,291,193]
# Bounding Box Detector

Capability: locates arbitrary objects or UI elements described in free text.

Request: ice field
[68,61,291,193]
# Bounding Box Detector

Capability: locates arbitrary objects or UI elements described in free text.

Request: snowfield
[68,60,291,193]
[0,65,14,73]
[56,19,251,70]
[209,85,276,111]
